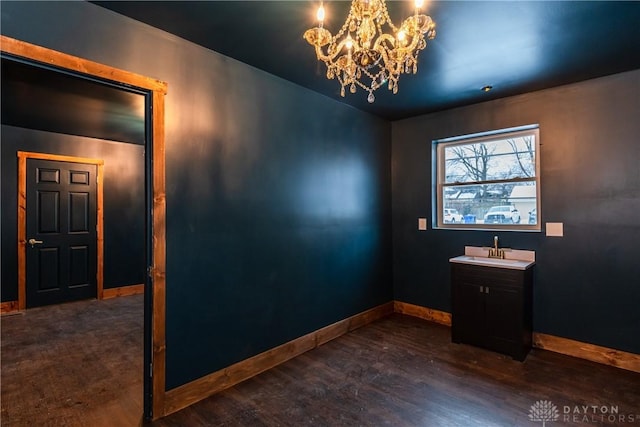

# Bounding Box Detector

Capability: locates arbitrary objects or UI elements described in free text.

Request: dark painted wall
[1,125,146,300]
[1,1,392,389]
[392,70,640,353]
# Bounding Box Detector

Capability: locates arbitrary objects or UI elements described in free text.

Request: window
[433,125,540,231]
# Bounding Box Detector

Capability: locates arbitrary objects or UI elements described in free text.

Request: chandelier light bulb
[346,37,353,50]
[316,4,325,24]
[397,30,406,41]
[415,0,424,9]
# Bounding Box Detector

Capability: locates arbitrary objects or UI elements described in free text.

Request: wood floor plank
[151,314,640,426]
[3,303,639,426]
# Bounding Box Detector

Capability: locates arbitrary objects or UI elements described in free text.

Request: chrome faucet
[488,235,505,259]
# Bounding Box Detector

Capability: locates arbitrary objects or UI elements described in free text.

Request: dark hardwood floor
[151,314,639,427]
[2,299,639,426]
[1,294,144,426]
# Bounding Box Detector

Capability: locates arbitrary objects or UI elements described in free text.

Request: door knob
[28,238,44,247]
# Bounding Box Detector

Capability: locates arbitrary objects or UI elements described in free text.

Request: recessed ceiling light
[481,85,493,92]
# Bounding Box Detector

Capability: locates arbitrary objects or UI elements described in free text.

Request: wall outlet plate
[546,222,564,237]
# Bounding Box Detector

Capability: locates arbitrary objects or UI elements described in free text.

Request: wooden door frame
[17,152,105,309]
[1,36,168,420]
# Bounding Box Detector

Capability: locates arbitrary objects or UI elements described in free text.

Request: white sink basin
[450,255,535,270]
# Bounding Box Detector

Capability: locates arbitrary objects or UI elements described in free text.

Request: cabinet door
[452,279,485,347]
[484,284,521,356]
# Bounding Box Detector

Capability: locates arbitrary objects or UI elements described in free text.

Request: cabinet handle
[479,286,484,293]
[486,287,489,294]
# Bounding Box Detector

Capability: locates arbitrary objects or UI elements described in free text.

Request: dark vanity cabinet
[451,263,533,361]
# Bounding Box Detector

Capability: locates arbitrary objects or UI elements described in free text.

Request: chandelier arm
[316,38,357,64]
[374,33,397,51]
[396,33,424,58]
[396,42,420,59]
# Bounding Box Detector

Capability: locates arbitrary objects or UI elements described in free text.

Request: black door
[26,158,97,308]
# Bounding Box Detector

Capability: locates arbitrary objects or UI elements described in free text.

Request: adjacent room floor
[0,294,144,426]
[2,297,638,426]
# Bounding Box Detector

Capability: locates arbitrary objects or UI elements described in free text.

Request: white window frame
[433,125,541,231]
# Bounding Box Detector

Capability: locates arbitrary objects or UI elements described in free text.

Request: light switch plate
[546,222,564,237]
[418,218,427,231]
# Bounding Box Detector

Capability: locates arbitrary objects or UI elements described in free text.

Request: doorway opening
[0,36,167,420]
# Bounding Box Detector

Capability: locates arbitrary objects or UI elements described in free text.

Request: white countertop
[449,246,535,270]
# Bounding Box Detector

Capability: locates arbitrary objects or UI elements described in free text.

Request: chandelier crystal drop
[303,0,436,103]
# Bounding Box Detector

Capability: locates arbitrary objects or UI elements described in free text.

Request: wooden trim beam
[163,302,394,417]
[0,301,20,315]
[3,282,144,312]
[394,301,452,326]
[0,35,167,94]
[533,332,640,374]
[17,154,26,311]
[96,162,104,299]
[102,284,145,300]
[17,151,104,310]
[151,89,167,419]
[395,302,640,374]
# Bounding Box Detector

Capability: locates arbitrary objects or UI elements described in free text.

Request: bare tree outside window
[507,135,535,177]
[435,126,540,230]
[447,143,493,182]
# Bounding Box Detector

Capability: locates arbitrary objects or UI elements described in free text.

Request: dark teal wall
[392,70,640,354]
[4,1,636,395]
[1,1,392,389]
[1,126,146,297]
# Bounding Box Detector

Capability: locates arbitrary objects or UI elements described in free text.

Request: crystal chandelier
[303,0,436,103]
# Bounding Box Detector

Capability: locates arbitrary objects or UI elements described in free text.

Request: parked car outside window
[484,205,521,224]
[443,208,463,223]
[434,125,540,231]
